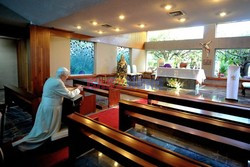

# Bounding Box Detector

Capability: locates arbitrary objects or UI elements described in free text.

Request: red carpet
[88,107,119,129]
[87,98,148,129]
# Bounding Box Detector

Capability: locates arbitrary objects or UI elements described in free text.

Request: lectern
[226,65,240,101]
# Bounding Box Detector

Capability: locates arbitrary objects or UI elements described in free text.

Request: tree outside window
[215,49,250,77]
[147,50,202,70]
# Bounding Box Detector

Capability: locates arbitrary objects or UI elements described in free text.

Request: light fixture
[98,30,103,34]
[114,161,119,167]
[179,18,186,22]
[219,12,227,17]
[115,27,120,32]
[76,25,82,29]
[164,4,172,10]
[98,152,103,157]
[119,15,125,20]
[92,21,98,26]
[139,24,145,28]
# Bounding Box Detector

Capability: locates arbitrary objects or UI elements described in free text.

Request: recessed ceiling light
[139,24,145,28]
[179,18,186,22]
[98,30,103,34]
[76,25,81,29]
[219,12,227,17]
[119,15,125,20]
[115,27,120,32]
[114,162,118,167]
[164,4,172,10]
[92,21,98,26]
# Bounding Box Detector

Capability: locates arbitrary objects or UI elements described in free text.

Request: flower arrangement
[166,78,183,90]
[114,74,127,86]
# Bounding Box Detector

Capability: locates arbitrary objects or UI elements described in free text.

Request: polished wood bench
[148,98,250,126]
[148,91,250,118]
[4,85,40,120]
[73,79,120,108]
[67,112,208,167]
[119,100,250,162]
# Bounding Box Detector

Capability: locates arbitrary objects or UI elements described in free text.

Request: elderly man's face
[61,74,69,82]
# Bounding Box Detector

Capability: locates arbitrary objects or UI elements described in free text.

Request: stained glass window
[117,46,130,65]
[70,40,94,74]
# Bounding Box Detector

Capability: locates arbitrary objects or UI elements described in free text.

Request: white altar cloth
[156,67,206,84]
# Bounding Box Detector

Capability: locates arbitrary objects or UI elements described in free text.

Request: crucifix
[200,41,212,57]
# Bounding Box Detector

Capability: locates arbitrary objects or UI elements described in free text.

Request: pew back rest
[119,100,250,161]
[4,85,40,120]
[148,92,250,118]
[67,112,208,167]
[74,81,120,108]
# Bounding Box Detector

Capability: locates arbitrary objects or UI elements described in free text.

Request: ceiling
[1,0,250,37]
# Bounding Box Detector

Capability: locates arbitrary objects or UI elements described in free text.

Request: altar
[156,67,206,89]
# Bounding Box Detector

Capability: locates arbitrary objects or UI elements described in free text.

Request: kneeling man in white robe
[12,67,83,151]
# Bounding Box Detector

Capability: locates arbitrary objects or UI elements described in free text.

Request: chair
[127,65,131,74]
[132,65,143,81]
[242,82,250,96]
[127,65,135,81]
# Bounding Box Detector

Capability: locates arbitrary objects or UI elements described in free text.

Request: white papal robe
[12,77,80,151]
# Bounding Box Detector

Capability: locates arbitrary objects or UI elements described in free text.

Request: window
[216,21,250,38]
[117,46,130,65]
[147,26,204,42]
[147,50,202,70]
[70,40,95,74]
[214,49,250,77]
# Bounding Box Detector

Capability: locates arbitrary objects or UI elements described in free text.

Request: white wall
[0,38,18,88]
[50,37,146,75]
[50,36,70,77]
[131,48,146,73]
[95,43,117,74]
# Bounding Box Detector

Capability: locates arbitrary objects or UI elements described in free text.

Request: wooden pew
[67,112,208,167]
[73,79,120,108]
[148,100,250,126]
[148,91,250,118]
[4,85,40,120]
[119,100,250,162]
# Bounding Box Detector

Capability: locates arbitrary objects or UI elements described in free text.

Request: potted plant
[219,63,227,78]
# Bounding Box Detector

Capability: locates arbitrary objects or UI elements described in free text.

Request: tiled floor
[127,79,250,105]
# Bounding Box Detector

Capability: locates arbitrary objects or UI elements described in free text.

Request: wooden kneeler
[79,91,96,115]
[51,91,96,141]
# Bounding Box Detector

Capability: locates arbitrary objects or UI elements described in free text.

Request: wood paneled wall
[28,26,146,95]
[29,26,50,96]
[17,39,28,90]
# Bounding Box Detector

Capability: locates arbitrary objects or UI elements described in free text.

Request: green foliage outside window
[215,49,250,77]
[147,50,202,70]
